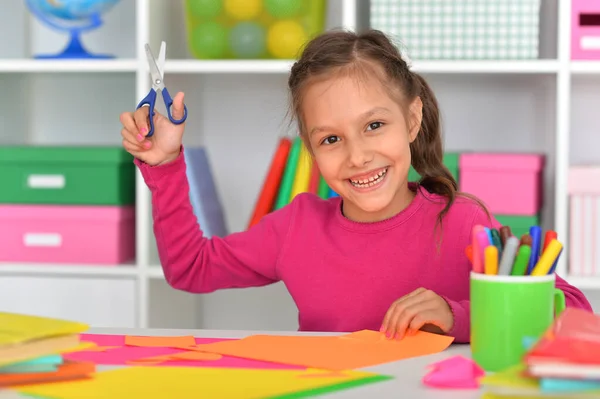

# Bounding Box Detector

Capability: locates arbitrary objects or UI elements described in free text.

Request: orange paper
[193,330,454,371]
[0,360,95,387]
[124,335,196,348]
[126,350,223,366]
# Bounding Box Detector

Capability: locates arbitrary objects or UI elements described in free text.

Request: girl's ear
[408,96,423,143]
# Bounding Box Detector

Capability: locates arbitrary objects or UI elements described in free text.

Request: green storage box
[0,146,135,205]
[494,214,540,238]
[408,153,459,183]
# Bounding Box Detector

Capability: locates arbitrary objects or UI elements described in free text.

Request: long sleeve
[135,147,295,294]
[555,274,593,311]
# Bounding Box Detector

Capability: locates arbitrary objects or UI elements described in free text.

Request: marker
[511,245,531,276]
[471,225,485,273]
[520,234,533,248]
[465,245,473,265]
[531,239,563,276]
[548,247,563,274]
[543,230,557,252]
[491,228,503,253]
[498,236,519,275]
[484,227,493,245]
[499,226,512,246]
[484,245,498,275]
[527,226,542,274]
[476,230,491,266]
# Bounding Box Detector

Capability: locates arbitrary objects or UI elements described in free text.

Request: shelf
[147,267,164,279]
[164,59,295,74]
[0,263,139,277]
[566,276,600,290]
[411,60,560,74]
[0,59,138,73]
[570,61,600,74]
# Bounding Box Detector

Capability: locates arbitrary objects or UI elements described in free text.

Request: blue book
[184,147,228,238]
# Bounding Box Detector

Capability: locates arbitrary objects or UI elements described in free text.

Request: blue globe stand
[26,0,117,59]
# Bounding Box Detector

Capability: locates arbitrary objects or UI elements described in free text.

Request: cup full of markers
[468,225,566,372]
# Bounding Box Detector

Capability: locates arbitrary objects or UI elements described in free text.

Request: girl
[119,29,592,343]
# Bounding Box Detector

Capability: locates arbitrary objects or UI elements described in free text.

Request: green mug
[470,272,565,372]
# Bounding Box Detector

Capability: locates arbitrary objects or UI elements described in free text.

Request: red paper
[63,334,302,370]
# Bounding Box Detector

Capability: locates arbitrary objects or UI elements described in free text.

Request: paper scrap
[124,335,196,348]
[0,360,94,387]
[192,329,454,371]
[17,365,391,399]
[64,334,303,370]
[422,355,484,389]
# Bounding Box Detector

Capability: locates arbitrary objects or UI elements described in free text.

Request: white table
[4,328,483,398]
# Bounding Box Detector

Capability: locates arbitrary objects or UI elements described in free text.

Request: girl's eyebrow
[309,107,391,137]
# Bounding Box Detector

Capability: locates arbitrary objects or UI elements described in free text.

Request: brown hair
[288,29,489,226]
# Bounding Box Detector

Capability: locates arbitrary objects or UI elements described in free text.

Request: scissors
[136,41,187,137]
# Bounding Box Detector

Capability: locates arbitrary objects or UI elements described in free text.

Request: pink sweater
[136,149,593,343]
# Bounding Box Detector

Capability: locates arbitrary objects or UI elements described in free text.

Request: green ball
[230,22,266,58]
[188,0,223,18]
[191,22,229,59]
[264,0,303,18]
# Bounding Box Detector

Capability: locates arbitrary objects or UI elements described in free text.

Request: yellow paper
[18,366,390,399]
[289,142,312,198]
[0,312,88,346]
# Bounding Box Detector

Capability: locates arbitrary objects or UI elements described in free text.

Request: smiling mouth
[349,167,388,188]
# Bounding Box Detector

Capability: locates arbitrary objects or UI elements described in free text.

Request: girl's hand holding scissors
[119,91,186,166]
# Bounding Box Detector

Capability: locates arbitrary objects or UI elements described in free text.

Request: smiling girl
[119,29,592,342]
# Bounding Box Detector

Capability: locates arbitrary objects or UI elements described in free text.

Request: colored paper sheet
[289,142,312,198]
[124,335,196,348]
[17,365,391,399]
[307,159,320,194]
[248,137,292,229]
[274,136,302,210]
[317,175,330,200]
[193,329,454,371]
[0,360,94,387]
[0,312,88,346]
[64,334,302,370]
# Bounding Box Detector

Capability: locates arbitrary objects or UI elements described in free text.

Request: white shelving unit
[0,0,598,329]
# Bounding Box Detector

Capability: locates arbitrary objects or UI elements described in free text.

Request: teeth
[350,168,387,188]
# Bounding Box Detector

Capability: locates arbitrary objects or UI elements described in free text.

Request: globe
[25,0,121,59]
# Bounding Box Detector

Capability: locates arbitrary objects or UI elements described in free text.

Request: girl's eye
[321,135,340,145]
[367,121,383,131]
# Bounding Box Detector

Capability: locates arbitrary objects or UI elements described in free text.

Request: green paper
[269,374,393,398]
[470,272,566,372]
[274,137,302,210]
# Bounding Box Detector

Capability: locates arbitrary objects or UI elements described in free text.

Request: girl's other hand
[119,91,186,166]
[380,288,454,340]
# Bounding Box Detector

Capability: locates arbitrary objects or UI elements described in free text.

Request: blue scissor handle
[162,87,188,125]
[136,89,158,137]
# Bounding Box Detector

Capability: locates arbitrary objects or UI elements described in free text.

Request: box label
[23,233,62,247]
[27,174,66,189]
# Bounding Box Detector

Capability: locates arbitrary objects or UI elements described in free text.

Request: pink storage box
[0,205,135,265]
[572,0,600,60]
[459,153,544,215]
[568,166,600,277]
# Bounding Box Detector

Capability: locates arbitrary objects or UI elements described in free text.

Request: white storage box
[370,0,541,60]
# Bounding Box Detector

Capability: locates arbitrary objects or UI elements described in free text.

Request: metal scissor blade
[144,43,163,83]
[157,41,166,72]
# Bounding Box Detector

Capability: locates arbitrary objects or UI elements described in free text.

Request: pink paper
[64,334,302,370]
[422,355,484,389]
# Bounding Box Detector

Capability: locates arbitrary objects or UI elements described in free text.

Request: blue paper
[185,147,228,238]
[540,378,600,393]
[0,354,62,374]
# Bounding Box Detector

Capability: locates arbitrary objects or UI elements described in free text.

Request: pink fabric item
[422,355,484,389]
[572,0,600,60]
[64,334,302,369]
[135,148,592,343]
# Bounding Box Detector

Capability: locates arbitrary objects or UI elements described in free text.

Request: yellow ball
[224,0,262,20]
[267,20,307,59]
